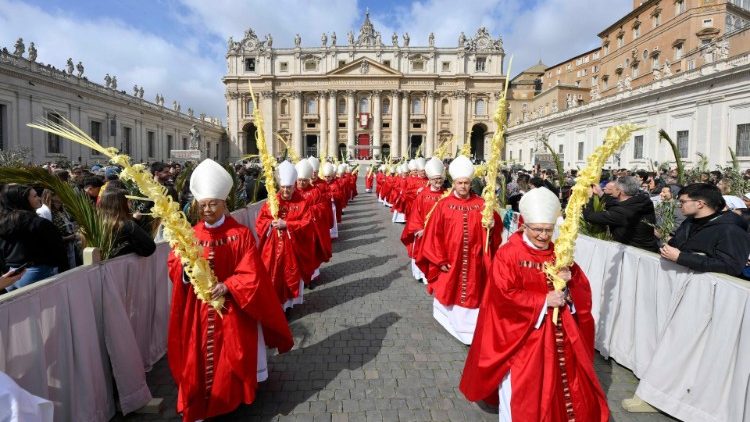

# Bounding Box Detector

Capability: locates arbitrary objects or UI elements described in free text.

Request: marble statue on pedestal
[27,42,37,62]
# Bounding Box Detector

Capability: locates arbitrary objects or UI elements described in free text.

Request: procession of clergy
[168,151,609,421]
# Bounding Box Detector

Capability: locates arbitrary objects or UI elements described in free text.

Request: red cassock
[166,216,293,422]
[402,176,428,217]
[255,191,316,302]
[401,186,444,259]
[390,176,407,213]
[375,172,384,196]
[337,177,351,207]
[313,179,336,229]
[298,183,333,266]
[460,232,609,421]
[380,175,393,203]
[326,179,345,223]
[416,192,503,308]
[365,172,374,190]
[348,173,358,197]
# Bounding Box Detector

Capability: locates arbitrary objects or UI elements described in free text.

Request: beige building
[0,42,225,165]
[223,12,507,161]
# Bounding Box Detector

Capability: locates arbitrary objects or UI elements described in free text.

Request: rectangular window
[0,104,5,150]
[519,149,523,162]
[147,131,155,157]
[676,130,689,157]
[558,144,564,154]
[383,60,391,67]
[604,45,610,55]
[182,137,187,150]
[206,142,211,158]
[338,60,346,67]
[652,56,660,69]
[617,36,624,48]
[510,150,513,160]
[305,60,317,71]
[280,62,288,72]
[475,57,486,72]
[306,123,316,129]
[676,0,685,15]
[412,61,424,71]
[167,134,173,153]
[383,122,390,128]
[441,61,450,72]
[633,135,644,159]
[90,120,102,155]
[674,44,683,60]
[577,142,584,160]
[633,27,640,39]
[736,124,750,156]
[653,14,661,28]
[244,58,256,72]
[338,122,346,128]
[703,18,713,27]
[413,123,422,129]
[123,126,132,154]
[215,143,219,160]
[47,112,62,154]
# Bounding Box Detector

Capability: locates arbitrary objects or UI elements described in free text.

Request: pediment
[327,58,402,77]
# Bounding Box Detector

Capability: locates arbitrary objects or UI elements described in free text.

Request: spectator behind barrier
[98,189,156,259]
[0,184,67,291]
[660,183,750,278]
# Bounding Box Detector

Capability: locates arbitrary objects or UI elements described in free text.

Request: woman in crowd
[97,188,156,258]
[41,189,79,270]
[0,184,67,291]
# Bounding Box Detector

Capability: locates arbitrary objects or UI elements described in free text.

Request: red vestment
[416,192,502,308]
[390,176,407,213]
[255,191,315,302]
[298,183,333,267]
[401,186,444,259]
[326,179,345,223]
[460,232,608,421]
[348,173,358,197]
[167,216,293,422]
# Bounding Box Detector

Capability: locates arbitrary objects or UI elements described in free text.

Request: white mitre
[307,156,320,172]
[321,162,336,177]
[407,160,417,171]
[448,156,474,180]
[277,160,297,186]
[190,158,233,201]
[295,160,313,179]
[415,157,426,171]
[519,187,561,224]
[425,157,445,178]
[336,164,346,175]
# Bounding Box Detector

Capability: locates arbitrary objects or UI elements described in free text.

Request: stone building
[223,12,506,161]
[506,0,750,170]
[0,43,225,165]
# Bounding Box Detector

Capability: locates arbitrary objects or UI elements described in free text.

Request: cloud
[0,0,226,121]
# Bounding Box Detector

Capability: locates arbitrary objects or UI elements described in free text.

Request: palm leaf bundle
[659,130,685,185]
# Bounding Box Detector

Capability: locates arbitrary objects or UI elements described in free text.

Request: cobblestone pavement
[115,177,676,422]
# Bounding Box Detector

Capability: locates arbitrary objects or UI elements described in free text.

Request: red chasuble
[401,186,444,259]
[416,192,503,308]
[313,179,335,229]
[255,191,315,303]
[167,216,293,422]
[460,232,608,421]
[326,179,345,223]
[365,171,375,190]
[298,183,333,267]
[348,173,358,198]
[375,172,384,197]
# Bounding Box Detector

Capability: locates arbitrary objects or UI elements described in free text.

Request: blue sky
[0,0,631,123]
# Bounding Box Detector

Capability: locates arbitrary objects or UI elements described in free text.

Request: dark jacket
[0,213,67,270]
[109,220,157,258]
[583,193,659,253]
[668,212,750,277]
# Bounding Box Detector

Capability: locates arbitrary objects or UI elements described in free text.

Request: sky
[0,0,632,124]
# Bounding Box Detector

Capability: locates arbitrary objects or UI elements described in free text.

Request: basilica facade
[223,13,506,161]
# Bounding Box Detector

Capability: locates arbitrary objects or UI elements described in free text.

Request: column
[372,90,382,159]
[319,90,327,158]
[328,91,338,158]
[391,91,400,158]
[455,91,467,151]
[261,91,275,156]
[426,91,435,157]
[401,92,409,157]
[346,90,356,159]
[292,91,303,158]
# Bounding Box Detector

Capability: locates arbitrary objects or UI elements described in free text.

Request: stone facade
[0,46,225,165]
[223,12,506,161]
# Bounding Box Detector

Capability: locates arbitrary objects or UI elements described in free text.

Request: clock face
[477,38,492,50]
[244,39,258,50]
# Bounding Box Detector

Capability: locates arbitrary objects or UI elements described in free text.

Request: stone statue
[266,34,273,48]
[155,93,161,104]
[104,73,112,88]
[66,58,74,74]
[375,31,382,47]
[459,32,466,48]
[27,42,37,62]
[76,61,84,77]
[189,124,201,149]
[403,33,410,47]
[566,95,575,109]
[716,40,730,60]
[294,33,301,47]
[188,108,194,118]
[13,38,24,57]
[111,76,118,90]
[199,113,206,120]
[652,67,661,80]
[133,84,139,96]
[321,32,327,47]
[663,62,672,77]
[429,32,435,47]
[392,32,398,47]
[348,31,355,46]
[138,86,144,98]
[173,100,178,111]
[624,76,632,90]
[227,36,234,52]
[331,32,337,46]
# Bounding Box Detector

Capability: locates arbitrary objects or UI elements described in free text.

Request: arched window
[441,98,450,115]
[280,99,288,116]
[359,97,370,113]
[475,99,486,116]
[411,98,423,114]
[305,98,317,114]
[382,99,391,115]
[337,98,346,115]
[245,98,254,114]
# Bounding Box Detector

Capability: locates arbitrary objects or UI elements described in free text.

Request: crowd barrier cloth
[0,201,266,422]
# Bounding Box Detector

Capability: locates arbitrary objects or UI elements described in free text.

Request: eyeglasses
[524,225,554,236]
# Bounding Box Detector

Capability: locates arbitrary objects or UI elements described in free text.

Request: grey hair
[615,176,641,196]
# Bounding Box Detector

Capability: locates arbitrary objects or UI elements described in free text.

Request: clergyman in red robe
[295,159,332,282]
[460,186,609,421]
[167,158,293,422]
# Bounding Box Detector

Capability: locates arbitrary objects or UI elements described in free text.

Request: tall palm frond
[659,130,685,185]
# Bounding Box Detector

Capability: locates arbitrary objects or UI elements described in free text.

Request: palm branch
[659,130,685,185]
